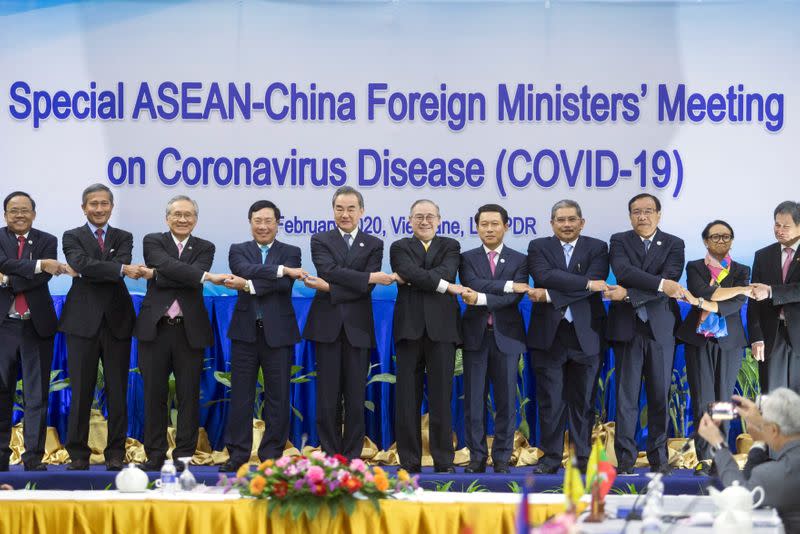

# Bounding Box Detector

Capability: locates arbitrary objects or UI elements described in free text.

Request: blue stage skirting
[14,296,747,453]
[0,464,715,495]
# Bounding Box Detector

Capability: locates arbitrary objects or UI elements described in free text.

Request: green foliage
[668,366,690,438]
[540,484,564,494]
[453,349,464,377]
[432,480,455,492]
[14,370,70,413]
[594,368,615,424]
[516,354,531,440]
[365,362,396,412]
[211,365,316,422]
[23,482,37,490]
[507,481,523,494]
[610,483,640,495]
[465,480,489,493]
[736,350,761,401]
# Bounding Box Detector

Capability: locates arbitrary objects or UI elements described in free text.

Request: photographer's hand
[697,413,725,449]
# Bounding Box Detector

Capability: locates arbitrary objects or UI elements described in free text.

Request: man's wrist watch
[697,297,705,309]
[623,295,631,303]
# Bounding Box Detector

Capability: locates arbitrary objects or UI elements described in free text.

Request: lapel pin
[500,258,505,263]
[656,241,662,246]
[359,242,364,247]
[109,249,115,254]
[188,246,193,250]
[28,240,33,245]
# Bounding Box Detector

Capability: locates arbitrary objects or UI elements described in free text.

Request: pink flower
[307,465,325,484]
[364,472,374,483]
[294,480,305,490]
[349,459,367,473]
[286,465,299,476]
[264,468,273,476]
[336,469,349,481]
[275,456,291,468]
[311,451,326,461]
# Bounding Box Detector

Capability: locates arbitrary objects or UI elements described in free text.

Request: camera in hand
[708,401,739,421]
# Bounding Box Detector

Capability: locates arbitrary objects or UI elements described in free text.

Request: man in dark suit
[459,204,527,474]
[0,191,66,472]
[391,199,462,473]
[302,186,391,459]
[59,184,141,471]
[218,200,308,471]
[749,201,800,393]
[516,200,609,474]
[603,193,685,475]
[134,195,230,471]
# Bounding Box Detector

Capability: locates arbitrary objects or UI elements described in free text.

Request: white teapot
[709,481,765,534]
[115,463,149,492]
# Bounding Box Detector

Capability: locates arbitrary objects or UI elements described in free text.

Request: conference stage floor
[0,465,715,495]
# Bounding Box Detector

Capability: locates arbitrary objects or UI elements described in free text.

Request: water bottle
[159,459,178,494]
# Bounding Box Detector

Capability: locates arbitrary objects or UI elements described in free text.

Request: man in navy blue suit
[604,193,685,475]
[515,200,609,474]
[459,204,528,474]
[302,186,393,459]
[0,191,66,472]
[219,200,308,472]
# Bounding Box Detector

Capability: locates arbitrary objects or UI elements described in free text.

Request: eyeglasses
[554,216,581,224]
[412,214,439,223]
[6,209,33,217]
[708,234,732,243]
[169,211,196,221]
[630,209,657,217]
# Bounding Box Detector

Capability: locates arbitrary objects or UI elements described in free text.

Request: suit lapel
[549,236,568,270]
[423,236,441,268]
[493,247,509,279]
[265,240,280,266]
[249,240,263,264]
[1,228,18,259]
[642,230,664,272]
[80,224,103,258]
[345,231,366,265]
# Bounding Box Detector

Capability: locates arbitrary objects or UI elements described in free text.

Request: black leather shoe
[23,461,47,472]
[650,463,673,476]
[493,462,510,474]
[400,464,421,474]
[219,460,244,473]
[617,466,636,476]
[464,461,486,474]
[138,460,164,472]
[433,465,455,474]
[532,463,559,475]
[67,460,90,471]
[105,458,125,471]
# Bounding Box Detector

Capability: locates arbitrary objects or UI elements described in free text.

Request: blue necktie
[260,244,270,264]
[562,244,574,323]
[344,233,352,249]
[636,239,651,322]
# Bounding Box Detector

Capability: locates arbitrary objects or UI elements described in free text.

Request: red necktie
[96,228,105,253]
[14,236,29,315]
[487,250,497,325]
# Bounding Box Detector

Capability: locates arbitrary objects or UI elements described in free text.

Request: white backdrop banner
[1,0,796,295]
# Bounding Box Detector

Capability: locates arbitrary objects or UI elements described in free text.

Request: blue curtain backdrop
[13,296,746,454]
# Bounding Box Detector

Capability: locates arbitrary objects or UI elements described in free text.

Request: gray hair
[331,186,364,209]
[81,183,114,206]
[410,199,440,216]
[551,199,582,220]
[761,388,800,435]
[774,201,800,226]
[166,195,199,217]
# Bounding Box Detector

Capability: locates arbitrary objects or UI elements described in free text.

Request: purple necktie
[14,236,29,315]
[782,247,794,283]
[166,242,184,318]
[96,228,105,253]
